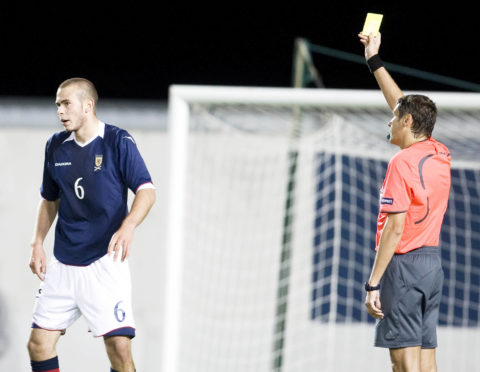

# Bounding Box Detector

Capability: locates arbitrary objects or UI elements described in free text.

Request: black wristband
[366,54,384,74]
[364,282,381,291]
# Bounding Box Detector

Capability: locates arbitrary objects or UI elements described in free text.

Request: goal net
[163,86,480,372]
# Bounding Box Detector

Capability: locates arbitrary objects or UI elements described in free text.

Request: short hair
[397,94,437,138]
[58,77,98,110]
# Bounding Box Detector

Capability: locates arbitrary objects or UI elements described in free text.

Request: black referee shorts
[375,246,444,349]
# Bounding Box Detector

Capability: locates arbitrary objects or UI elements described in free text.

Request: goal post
[164,85,480,372]
[163,93,189,372]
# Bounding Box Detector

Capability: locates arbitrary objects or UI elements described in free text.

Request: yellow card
[362,13,383,37]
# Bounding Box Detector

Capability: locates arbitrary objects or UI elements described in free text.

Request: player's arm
[29,198,59,280]
[108,188,156,262]
[365,211,406,319]
[358,32,404,111]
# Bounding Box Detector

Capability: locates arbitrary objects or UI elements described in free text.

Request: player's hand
[358,32,382,60]
[29,244,47,281]
[108,222,135,262]
[365,290,384,319]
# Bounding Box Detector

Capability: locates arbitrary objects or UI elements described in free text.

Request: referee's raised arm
[358,32,404,111]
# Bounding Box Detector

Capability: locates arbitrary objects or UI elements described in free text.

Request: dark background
[1,3,478,100]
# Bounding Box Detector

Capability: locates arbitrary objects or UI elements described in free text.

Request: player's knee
[105,336,133,363]
[27,336,54,360]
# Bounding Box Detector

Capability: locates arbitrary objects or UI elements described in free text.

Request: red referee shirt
[376,138,451,254]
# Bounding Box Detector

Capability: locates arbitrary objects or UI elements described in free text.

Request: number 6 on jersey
[74,177,85,199]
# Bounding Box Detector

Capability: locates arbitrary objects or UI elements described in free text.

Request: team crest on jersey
[94,155,103,172]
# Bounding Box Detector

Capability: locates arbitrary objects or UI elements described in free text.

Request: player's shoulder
[103,123,135,144]
[46,130,71,150]
[50,130,71,142]
[104,123,126,137]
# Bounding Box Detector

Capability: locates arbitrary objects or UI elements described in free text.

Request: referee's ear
[402,113,413,129]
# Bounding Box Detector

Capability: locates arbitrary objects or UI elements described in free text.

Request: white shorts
[32,254,135,338]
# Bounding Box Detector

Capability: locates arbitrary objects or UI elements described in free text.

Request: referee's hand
[365,290,384,319]
[358,32,382,61]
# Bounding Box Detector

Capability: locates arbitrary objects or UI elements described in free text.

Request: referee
[358,32,451,371]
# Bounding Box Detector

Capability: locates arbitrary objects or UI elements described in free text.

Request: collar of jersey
[63,121,105,147]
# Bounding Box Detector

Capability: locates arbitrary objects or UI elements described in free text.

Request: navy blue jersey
[40,122,153,266]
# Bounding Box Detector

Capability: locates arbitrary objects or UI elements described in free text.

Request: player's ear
[84,98,94,114]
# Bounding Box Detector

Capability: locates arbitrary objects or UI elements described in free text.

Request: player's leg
[104,335,135,372]
[29,259,80,371]
[389,346,421,372]
[78,253,136,371]
[420,348,437,372]
[27,328,62,372]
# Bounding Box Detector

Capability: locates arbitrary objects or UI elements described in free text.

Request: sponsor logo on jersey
[94,155,103,172]
[55,162,72,167]
[381,197,394,205]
